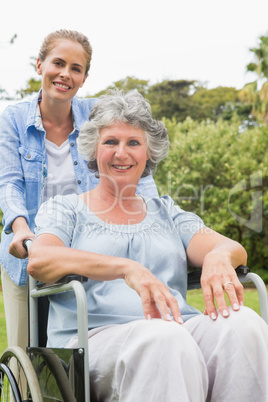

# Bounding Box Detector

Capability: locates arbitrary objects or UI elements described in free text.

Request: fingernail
[233,303,240,311]
[147,314,152,320]
[166,313,172,321]
[240,301,244,306]
[211,312,217,320]
[223,309,229,317]
[178,317,184,324]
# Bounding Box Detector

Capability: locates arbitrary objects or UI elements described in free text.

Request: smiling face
[96,122,149,193]
[36,39,88,103]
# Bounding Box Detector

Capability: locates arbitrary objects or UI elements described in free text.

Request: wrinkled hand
[125,262,183,324]
[201,252,244,320]
[9,230,35,259]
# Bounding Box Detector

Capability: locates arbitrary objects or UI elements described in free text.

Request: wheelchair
[0,239,268,402]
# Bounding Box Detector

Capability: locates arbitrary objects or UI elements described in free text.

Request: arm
[28,233,182,324]
[0,107,30,234]
[186,227,247,320]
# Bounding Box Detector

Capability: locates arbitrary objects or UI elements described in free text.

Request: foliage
[17,78,41,98]
[92,76,150,98]
[146,79,196,121]
[154,117,268,274]
[189,86,251,122]
[247,35,268,79]
[242,34,268,123]
[90,77,247,123]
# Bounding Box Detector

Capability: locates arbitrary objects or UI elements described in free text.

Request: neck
[39,94,72,126]
[82,184,146,225]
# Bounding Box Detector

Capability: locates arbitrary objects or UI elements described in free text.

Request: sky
[1,0,268,102]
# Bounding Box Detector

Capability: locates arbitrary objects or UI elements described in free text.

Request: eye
[54,60,63,67]
[129,140,140,146]
[72,66,82,73]
[104,139,116,145]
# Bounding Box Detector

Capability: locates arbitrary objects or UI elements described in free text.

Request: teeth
[113,165,131,170]
[55,83,69,89]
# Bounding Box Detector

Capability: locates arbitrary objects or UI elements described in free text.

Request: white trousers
[67,306,268,402]
[1,265,29,350]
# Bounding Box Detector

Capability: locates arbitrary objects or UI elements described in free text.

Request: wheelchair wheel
[32,348,76,402]
[0,346,42,402]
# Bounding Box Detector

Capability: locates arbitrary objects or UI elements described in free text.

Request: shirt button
[77,180,81,184]
[27,154,31,159]
[70,142,74,147]
[74,161,78,165]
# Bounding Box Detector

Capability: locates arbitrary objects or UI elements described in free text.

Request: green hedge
[154,116,268,278]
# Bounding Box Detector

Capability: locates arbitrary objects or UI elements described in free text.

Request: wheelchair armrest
[36,275,88,290]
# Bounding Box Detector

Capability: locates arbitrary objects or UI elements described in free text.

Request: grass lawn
[0,287,264,356]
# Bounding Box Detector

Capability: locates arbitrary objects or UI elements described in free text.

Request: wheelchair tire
[32,348,76,402]
[0,346,42,402]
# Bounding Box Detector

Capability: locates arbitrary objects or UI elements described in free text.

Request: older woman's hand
[201,251,244,320]
[124,262,184,324]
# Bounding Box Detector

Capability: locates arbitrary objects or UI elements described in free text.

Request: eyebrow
[54,57,84,69]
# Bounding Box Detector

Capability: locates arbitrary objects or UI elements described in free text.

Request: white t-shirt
[42,138,78,203]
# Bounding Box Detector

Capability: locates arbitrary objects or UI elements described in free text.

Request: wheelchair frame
[1,238,268,401]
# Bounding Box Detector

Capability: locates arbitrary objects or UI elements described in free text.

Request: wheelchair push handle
[23,238,33,253]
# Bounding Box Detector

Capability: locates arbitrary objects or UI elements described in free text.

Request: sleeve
[161,195,206,250]
[34,195,76,247]
[0,106,29,233]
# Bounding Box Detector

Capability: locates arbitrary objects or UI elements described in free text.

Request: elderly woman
[28,89,268,402]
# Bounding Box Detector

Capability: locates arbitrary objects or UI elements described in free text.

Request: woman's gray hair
[77,89,169,177]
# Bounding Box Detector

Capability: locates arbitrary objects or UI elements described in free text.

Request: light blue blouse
[35,194,205,347]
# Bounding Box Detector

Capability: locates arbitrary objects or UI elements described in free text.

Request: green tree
[91,76,150,98]
[244,34,268,123]
[154,117,268,278]
[16,57,41,98]
[190,86,250,122]
[17,78,41,98]
[247,35,268,79]
[147,79,196,121]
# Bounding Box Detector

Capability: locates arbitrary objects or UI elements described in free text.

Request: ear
[80,73,88,88]
[36,58,42,76]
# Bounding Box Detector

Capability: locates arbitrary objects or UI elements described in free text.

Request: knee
[122,319,201,362]
[216,306,268,344]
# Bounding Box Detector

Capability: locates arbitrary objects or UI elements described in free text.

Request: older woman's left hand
[200,251,244,320]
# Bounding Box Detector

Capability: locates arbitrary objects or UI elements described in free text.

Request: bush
[154,116,268,276]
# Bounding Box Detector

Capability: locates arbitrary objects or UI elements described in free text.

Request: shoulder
[146,195,177,211]
[36,194,82,231]
[41,194,82,214]
[72,96,97,115]
[147,195,204,223]
[0,94,38,125]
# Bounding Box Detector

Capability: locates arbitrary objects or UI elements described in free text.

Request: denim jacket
[0,91,159,286]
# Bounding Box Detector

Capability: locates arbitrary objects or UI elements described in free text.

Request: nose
[60,67,70,79]
[115,143,128,159]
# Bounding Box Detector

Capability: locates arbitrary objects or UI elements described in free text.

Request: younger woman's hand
[124,262,183,324]
[9,230,35,259]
